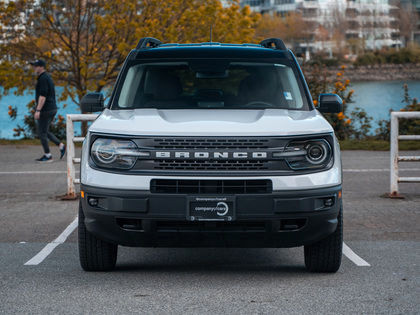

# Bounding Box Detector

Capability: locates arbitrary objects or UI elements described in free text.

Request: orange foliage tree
[255,12,311,46]
[0,0,260,107]
[0,0,259,137]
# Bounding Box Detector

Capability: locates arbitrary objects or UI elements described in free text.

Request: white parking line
[342,242,371,266]
[24,216,370,269]
[24,217,78,266]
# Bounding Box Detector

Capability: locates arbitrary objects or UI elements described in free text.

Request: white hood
[89,108,333,136]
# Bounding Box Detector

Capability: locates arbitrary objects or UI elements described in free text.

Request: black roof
[131,37,290,60]
[132,45,289,60]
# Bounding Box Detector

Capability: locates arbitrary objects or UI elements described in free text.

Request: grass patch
[339,140,420,150]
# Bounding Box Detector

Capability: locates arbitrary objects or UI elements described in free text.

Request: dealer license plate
[187,196,235,221]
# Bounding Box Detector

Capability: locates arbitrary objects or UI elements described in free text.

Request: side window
[118,64,144,108]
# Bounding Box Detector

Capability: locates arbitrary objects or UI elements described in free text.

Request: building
[400,0,420,43]
[241,0,401,51]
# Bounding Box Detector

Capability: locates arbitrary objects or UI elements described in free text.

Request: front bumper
[80,184,342,248]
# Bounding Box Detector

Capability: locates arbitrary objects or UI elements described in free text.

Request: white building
[242,0,400,50]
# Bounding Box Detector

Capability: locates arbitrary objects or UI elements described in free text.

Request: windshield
[114,59,310,110]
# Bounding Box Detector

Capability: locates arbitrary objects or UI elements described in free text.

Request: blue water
[0,87,82,139]
[350,81,420,131]
[1,81,420,139]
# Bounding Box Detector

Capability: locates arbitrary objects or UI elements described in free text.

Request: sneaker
[60,145,66,159]
[36,155,53,163]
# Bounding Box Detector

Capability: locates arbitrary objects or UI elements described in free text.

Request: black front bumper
[80,184,342,248]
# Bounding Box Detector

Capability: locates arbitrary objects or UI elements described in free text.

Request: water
[350,81,420,131]
[1,81,420,139]
[0,87,82,139]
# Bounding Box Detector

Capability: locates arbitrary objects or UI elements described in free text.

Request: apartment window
[244,0,263,6]
[274,0,294,4]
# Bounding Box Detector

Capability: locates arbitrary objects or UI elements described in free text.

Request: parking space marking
[24,217,78,266]
[343,242,370,266]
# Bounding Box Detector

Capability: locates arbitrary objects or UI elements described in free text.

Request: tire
[304,204,343,273]
[78,201,118,271]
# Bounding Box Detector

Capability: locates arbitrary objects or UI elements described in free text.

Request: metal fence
[389,111,420,198]
[65,114,98,199]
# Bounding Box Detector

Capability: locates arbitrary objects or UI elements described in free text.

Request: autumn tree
[255,12,310,47]
[0,0,260,110]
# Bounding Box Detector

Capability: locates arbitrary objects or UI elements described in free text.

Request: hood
[89,108,333,136]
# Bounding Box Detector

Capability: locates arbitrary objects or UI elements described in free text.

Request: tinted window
[115,60,309,110]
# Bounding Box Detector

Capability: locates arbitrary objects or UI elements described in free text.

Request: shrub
[304,65,372,140]
[355,46,420,66]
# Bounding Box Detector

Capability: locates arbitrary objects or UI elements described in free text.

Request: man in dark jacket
[30,59,65,162]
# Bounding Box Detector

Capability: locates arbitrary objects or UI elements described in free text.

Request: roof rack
[135,37,287,50]
[136,37,162,49]
[259,38,287,50]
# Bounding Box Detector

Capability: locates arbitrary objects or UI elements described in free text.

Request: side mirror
[317,93,343,113]
[81,93,104,113]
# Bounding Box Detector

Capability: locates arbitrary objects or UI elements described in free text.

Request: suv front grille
[152,138,270,149]
[123,135,333,175]
[153,160,269,171]
[150,179,272,194]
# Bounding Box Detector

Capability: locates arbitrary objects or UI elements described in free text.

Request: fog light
[88,197,99,207]
[324,198,334,207]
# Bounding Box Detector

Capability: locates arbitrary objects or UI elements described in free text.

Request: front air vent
[150,179,272,194]
[153,160,272,171]
[152,138,270,149]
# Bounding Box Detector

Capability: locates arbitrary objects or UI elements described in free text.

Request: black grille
[155,221,267,232]
[152,138,270,149]
[153,160,269,171]
[150,179,272,194]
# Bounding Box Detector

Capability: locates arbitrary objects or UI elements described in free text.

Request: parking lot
[0,145,419,314]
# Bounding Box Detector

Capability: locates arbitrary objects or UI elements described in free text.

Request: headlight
[274,139,332,170]
[91,138,149,169]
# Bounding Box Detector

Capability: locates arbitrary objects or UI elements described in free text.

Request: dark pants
[37,110,60,154]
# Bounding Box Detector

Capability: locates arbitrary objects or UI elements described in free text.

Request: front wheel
[304,204,343,273]
[78,201,118,271]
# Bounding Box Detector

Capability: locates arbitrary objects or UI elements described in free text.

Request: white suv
[78,38,343,272]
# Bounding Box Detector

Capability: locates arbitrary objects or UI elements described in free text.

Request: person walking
[30,59,65,162]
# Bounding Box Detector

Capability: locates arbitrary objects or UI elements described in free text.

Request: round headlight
[92,139,117,164]
[305,142,328,165]
[91,138,138,169]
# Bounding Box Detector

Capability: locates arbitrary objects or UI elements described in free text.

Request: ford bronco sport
[78,37,343,272]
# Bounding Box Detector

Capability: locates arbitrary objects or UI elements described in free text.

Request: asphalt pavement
[0,145,419,314]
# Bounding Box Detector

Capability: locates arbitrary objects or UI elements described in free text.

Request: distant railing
[65,114,98,199]
[389,111,420,198]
